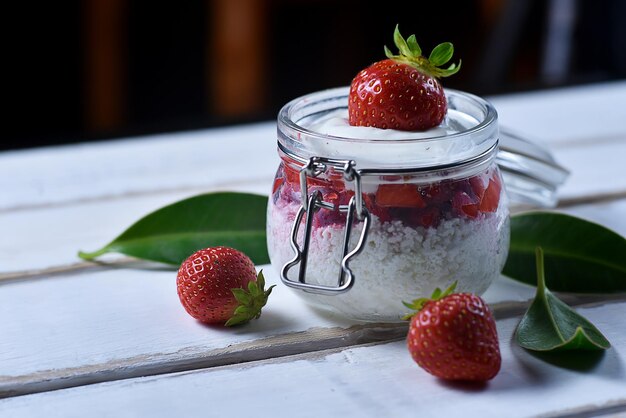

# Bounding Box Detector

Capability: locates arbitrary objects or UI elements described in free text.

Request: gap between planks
[1,296,624,400]
[540,399,626,418]
[0,176,273,214]
[2,131,625,215]
[2,193,625,284]
[0,323,407,399]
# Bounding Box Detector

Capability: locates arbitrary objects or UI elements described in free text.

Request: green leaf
[428,42,453,66]
[225,271,275,327]
[78,192,269,265]
[504,212,626,292]
[234,305,250,316]
[225,314,249,327]
[393,24,411,57]
[515,248,611,351]
[401,281,457,320]
[248,280,259,294]
[384,45,394,59]
[406,34,421,57]
[231,288,252,305]
[257,270,266,290]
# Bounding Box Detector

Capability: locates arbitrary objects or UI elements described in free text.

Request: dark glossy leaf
[504,212,626,292]
[515,248,611,351]
[78,192,269,265]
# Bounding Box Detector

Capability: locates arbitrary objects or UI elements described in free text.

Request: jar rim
[277,86,499,170]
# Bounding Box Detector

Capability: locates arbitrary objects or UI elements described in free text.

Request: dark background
[3,0,625,151]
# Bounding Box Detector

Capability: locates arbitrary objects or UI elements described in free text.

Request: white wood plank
[1,257,623,399]
[0,252,538,398]
[0,265,394,397]
[0,185,269,275]
[490,81,626,145]
[561,198,626,234]
[2,83,624,211]
[0,122,279,211]
[556,141,626,201]
[2,302,625,418]
[2,191,624,277]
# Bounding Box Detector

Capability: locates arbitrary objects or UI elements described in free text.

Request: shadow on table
[510,336,625,382]
[525,349,606,371]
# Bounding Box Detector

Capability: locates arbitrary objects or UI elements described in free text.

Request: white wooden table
[1,82,625,418]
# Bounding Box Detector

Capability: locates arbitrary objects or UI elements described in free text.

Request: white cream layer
[306,108,472,140]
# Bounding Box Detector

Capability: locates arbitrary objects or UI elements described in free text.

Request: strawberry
[349,25,460,131]
[452,190,479,218]
[404,283,501,381]
[375,184,426,208]
[176,247,274,326]
[478,174,502,213]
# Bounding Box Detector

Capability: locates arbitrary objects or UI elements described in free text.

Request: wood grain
[2,197,624,279]
[489,81,626,146]
[1,83,625,415]
[1,302,624,418]
[0,122,278,212]
[2,82,625,213]
[1,261,623,399]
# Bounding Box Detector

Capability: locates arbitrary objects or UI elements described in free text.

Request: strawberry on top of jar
[349,24,460,131]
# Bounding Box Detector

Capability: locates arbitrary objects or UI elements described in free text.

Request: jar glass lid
[278,87,498,170]
[497,129,569,208]
[277,87,569,208]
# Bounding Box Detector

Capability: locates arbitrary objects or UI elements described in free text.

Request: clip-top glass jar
[268,87,565,322]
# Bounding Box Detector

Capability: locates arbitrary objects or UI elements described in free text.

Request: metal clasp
[280,157,370,295]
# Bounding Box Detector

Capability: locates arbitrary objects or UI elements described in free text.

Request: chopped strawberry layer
[469,176,486,201]
[376,184,426,208]
[479,175,502,213]
[274,159,502,228]
[283,162,344,190]
[452,191,479,219]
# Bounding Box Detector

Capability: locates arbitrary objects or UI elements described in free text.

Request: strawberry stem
[226,270,275,327]
[402,281,458,320]
[385,24,461,78]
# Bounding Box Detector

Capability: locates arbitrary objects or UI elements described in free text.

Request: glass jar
[268,87,567,322]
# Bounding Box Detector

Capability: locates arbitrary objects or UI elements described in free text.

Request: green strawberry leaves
[385,24,461,78]
[406,34,421,56]
[402,281,457,320]
[515,248,611,351]
[226,271,275,327]
[503,212,626,292]
[78,192,269,266]
[428,42,454,67]
[393,25,412,57]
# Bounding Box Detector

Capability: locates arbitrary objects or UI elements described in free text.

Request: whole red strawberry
[404,283,501,381]
[176,247,274,326]
[349,25,460,131]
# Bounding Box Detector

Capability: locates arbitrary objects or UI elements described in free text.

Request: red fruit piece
[376,184,426,208]
[419,184,450,205]
[404,283,501,382]
[282,161,345,191]
[282,162,326,190]
[469,175,486,201]
[363,193,392,223]
[176,247,274,326]
[272,177,284,195]
[452,190,479,218]
[312,188,355,227]
[415,206,441,228]
[349,25,460,131]
[479,174,502,213]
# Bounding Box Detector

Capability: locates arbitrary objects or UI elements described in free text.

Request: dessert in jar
[267,27,564,322]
